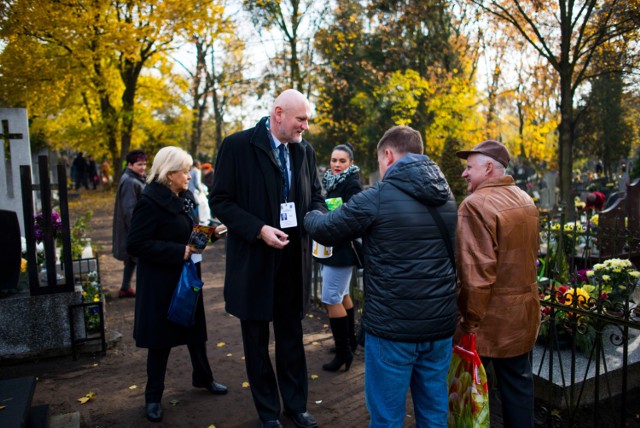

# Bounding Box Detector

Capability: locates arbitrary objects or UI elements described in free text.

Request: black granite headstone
[0,209,21,292]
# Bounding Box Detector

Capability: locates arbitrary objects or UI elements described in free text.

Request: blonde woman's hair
[146,146,193,185]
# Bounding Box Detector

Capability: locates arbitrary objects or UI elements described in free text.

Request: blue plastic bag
[167,259,203,327]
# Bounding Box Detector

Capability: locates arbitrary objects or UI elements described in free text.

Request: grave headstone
[0,210,22,293]
[0,108,32,236]
[597,179,640,262]
[540,171,558,211]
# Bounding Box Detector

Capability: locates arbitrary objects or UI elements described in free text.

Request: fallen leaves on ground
[128,385,137,390]
[242,381,250,388]
[310,374,319,380]
[77,392,96,404]
[217,342,225,347]
[170,399,179,406]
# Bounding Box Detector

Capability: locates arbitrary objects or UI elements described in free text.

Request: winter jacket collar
[123,167,145,183]
[143,181,192,216]
[475,175,515,191]
[383,153,451,206]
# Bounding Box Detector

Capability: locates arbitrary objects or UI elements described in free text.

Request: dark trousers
[120,256,136,291]
[481,352,535,428]
[240,240,308,421]
[145,342,214,403]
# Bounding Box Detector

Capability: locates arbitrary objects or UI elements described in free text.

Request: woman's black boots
[346,307,358,353]
[323,316,353,372]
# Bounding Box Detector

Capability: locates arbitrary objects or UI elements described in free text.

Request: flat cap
[456,140,510,167]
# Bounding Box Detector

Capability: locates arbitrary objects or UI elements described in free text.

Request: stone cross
[0,108,32,235]
[2,119,23,162]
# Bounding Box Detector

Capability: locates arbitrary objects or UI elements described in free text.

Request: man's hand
[214,224,227,239]
[259,225,289,249]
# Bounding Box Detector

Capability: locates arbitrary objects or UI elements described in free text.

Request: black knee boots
[323,316,353,372]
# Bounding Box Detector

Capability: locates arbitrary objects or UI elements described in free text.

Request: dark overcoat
[127,182,208,348]
[112,168,145,261]
[210,117,326,321]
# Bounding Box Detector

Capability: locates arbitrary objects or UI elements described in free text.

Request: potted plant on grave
[538,258,640,354]
[538,283,602,354]
[585,258,640,315]
[80,271,103,333]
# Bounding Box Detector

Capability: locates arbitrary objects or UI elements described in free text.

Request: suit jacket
[210,117,325,321]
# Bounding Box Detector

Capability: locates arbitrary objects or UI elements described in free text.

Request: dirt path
[0,190,371,427]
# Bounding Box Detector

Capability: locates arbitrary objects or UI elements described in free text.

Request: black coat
[112,168,145,261]
[316,172,363,267]
[210,117,326,321]
[305,154,458,343]
[127,182,208,348]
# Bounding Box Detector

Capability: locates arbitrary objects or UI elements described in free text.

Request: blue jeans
[364,333,452,428]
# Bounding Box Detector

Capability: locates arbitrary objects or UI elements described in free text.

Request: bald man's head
[270,89,311,144]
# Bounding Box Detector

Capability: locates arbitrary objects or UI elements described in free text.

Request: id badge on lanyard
[280,202,298,229]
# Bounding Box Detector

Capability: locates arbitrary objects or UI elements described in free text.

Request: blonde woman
[127,146,227,423]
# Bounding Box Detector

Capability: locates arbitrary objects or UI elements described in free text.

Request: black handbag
[167,259,203,327]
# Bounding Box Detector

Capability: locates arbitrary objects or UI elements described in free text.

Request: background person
[315,143,362,372]
[72,152,89,190]
[100,158,112,187]
[127,146,228,423]
[455,140,540,428]
[112,150,147,298]
[304,126,458,427]
[210,89,325,428]
[201,163,215,195]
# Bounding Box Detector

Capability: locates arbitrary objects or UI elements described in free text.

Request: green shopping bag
[447,333,490,428]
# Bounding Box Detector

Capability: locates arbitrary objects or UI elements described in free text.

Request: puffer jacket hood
[383,153,451,206]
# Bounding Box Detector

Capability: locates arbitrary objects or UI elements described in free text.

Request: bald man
[210,89,325,428]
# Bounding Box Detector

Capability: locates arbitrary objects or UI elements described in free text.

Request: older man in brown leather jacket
[455,140,540,428]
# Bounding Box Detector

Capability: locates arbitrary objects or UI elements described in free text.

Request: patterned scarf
[323,165,360,193]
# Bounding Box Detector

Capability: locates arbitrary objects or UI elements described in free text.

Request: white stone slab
[0,108,32,235]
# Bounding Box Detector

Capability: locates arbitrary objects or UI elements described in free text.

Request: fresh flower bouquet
[34,210,62,242]
[81,271,102,332]
[586,258,640,305]
[538,258,640,354]
[539,284,601,354]
[447,334,489,427]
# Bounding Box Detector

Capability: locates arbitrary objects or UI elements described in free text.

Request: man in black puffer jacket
[304,125,457,427]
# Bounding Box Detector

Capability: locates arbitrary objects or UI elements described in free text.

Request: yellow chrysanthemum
[563,288,591,307]
[20,258,27,273]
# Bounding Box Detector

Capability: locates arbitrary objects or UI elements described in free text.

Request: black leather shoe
[145,402,163,422]
[193,380,228,395]
[260,420,283,428]
[284,411,318,428]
